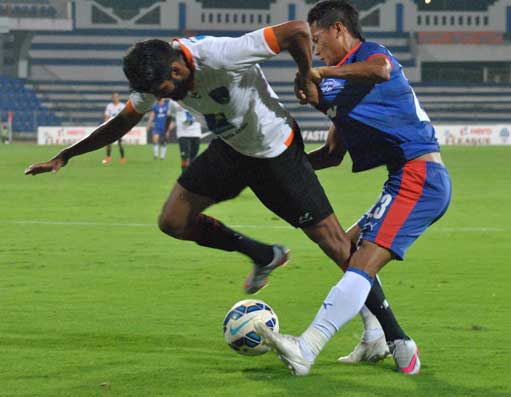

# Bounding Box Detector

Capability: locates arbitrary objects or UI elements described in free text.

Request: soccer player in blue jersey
[256,0,451,376]
[147,98,173,160]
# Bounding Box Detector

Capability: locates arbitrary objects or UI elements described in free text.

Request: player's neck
[335,37,362,65]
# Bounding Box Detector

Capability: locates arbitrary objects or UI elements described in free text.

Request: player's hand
[294,72,320,107]
[24,155,67,176]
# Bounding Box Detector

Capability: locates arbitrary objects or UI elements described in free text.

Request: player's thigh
[117,138,123,146]
[347,223,362,244]
[177,138,247,203]
[152,134,160,144]
[249,137,334,229]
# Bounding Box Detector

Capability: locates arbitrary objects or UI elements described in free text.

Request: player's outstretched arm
[272,21,312,76]
[25,104,143,176]
[313,56,391,84]
[271,21,319,105]
[307,124,346,170]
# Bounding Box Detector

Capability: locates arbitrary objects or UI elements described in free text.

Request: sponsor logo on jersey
[321,79,343,93]
[209,87,230,104]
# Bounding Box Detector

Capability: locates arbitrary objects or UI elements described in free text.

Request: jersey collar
[336,41,363,66]
[173,39,195,72]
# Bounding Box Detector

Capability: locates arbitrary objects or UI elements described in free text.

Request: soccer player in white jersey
[102,92,126,164]
[25,21,407,357]
[167,100,202,172]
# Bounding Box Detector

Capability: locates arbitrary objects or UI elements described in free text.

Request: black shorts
[178,137,200,160]
[177,134,333,228]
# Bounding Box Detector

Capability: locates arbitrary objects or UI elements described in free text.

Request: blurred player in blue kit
[146,98,173,160]
[256,0,452,376]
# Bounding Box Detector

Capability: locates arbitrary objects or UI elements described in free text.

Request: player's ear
[170,59,190,80]
[333,22,346,38]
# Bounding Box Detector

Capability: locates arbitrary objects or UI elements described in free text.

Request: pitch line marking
[0,220,507,233]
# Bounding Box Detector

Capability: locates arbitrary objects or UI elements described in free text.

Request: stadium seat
[0,76,59,133]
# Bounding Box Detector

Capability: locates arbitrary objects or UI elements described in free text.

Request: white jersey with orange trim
[129,28,295,158]
[167,100,202,138]
[105,102,125,119]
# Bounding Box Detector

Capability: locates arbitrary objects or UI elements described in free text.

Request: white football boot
[338,334,391,363]
[244,245,289,294]
[254,320,312,376]
[389,339,421,375]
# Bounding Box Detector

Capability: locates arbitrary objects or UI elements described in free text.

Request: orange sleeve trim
[125,100,143,115]
[264,27,281,54]
[284,129,294,147]
[173,39,195,71]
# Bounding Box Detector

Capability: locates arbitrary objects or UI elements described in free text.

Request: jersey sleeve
[356,42,393,69]
[128,92,156,114]
[166,101,177,118]
[104,104,111,118]
[191,27,280,72]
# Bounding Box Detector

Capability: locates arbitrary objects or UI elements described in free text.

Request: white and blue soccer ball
[223,299,279,356]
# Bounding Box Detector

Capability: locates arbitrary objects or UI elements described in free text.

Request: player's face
[310,22,346,66]
[152,59,192,101]
[112,93,119,103]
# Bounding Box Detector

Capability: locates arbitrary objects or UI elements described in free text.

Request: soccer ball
[223,299,279,356]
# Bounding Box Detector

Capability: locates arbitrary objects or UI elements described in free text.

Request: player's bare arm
[313,56,391,84]
[25,104,143,175]
[146,111,155,133]
[166,119,175,139]
[307,124,346,170]
[271,20,317,104]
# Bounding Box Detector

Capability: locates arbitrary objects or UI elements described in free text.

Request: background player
[102,92,126,164]
[167,100,202,172]
[146,97,173,160]
[26,20,405,353]
[256,0,451,376]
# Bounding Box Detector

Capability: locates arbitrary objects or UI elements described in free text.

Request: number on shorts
[373,194,392,219]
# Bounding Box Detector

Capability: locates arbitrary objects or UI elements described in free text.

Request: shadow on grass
[241,360,510,397]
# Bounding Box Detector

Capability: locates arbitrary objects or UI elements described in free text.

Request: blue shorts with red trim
[357,160,451,260]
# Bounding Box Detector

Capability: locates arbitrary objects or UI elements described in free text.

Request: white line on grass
[1,220,507,233]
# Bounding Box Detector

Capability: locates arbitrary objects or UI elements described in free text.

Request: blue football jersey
[152,100,170,133]
[318,41,440,172]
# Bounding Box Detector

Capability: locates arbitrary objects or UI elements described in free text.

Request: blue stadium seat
[0,76,59,132]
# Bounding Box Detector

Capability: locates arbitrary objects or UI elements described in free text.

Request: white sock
[160,145,167,159]
[359,306,384,342]
[153,144,159,158]
[299,268,373,362]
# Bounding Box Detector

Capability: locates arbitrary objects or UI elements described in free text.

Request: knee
[158,211,188,239]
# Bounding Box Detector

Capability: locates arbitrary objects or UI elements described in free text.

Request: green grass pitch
[1,144,510,397]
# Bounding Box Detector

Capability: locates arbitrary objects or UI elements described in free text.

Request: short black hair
[307,0,365,41]
[122,39,180,93]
